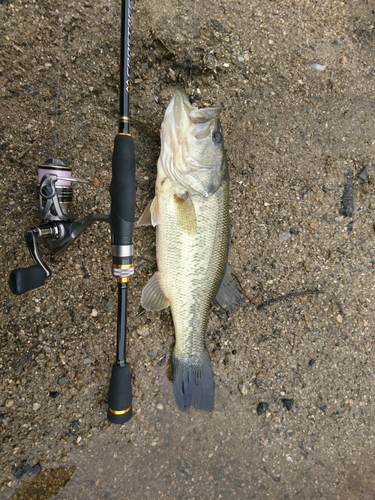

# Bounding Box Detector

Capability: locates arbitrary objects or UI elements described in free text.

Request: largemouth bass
[138,89,242,411]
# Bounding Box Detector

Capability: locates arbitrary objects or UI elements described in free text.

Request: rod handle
[107,362,132,424]
[110,134,136,247]
[9,265,48,295]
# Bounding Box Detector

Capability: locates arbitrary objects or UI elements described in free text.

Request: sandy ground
[1,0,375,498]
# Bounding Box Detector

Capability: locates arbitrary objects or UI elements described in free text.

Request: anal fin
[212,263,243,314]
[141,271,170,311]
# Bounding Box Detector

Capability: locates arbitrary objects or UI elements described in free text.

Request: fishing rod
[107,0,135,424]
[8,0,136,424]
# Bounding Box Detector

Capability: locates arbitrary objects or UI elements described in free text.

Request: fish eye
[212,131,222,143]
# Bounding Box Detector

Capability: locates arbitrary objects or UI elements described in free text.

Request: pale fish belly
[156,178,229,411]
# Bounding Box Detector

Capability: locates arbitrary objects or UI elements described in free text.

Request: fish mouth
[169,89,222,127]
[166,89,194,135]
[171,88,193,113]
[163,89,222,146]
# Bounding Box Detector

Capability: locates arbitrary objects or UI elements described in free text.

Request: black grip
[107,363,132,424]
[110,134,136,246]
[9,265,47,295]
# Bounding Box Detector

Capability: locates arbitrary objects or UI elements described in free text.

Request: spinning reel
[9,158,109,295]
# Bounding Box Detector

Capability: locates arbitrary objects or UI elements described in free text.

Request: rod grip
[107,362,133,424]
[9,265,47,295]
[110,134,136,247]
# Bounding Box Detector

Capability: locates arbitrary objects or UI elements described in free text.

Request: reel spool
[38,158,73,221]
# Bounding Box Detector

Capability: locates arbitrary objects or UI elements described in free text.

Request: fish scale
[157,179,229,358]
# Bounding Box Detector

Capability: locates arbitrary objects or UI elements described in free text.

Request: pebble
[69,420,80,435]
[33,403,41,411]
[336,314,343,324]
[238,381,250,395]
[281,398,294,411]
[168,68,176,81]
[279,232,291,243]
[257,402,269,415]
[347,221,354,234]
[311,63,326,71]
[156,404,163,410]
[137,326,150,337]
[357,167,368,184]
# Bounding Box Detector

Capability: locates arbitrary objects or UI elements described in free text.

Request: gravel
[1,0,375,498]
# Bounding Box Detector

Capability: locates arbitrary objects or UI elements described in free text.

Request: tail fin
[172,350,214,412]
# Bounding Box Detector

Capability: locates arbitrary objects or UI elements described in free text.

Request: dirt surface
[1,0,375,498]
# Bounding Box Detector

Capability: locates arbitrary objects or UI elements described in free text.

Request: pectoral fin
[212,264,243,314]
[137,196,160,227]
[174,193,197,234]
[141,271,170,311]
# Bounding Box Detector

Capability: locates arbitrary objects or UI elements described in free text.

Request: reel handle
[9,265,48,295]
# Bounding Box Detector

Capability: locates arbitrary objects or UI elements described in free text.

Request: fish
[138,89,242,411]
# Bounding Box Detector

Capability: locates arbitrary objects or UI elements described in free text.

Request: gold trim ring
[108,406,132,416]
